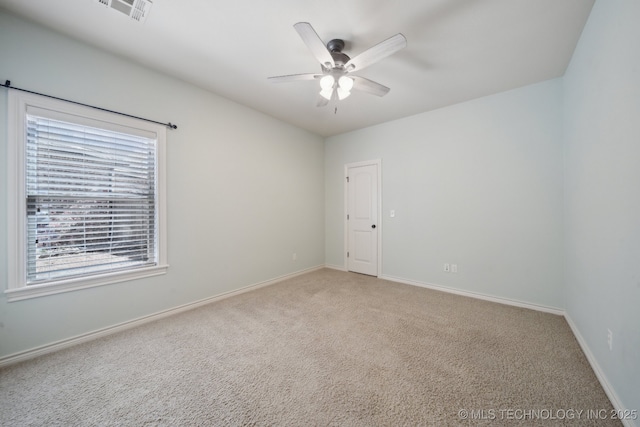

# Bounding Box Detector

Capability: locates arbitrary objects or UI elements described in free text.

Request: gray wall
[0,10,325,358]
[563,0,640,414]
[326,79,564,309]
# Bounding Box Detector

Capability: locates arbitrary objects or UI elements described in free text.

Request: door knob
[371,224,376,229]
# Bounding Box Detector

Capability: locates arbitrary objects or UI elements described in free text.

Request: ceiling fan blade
[351,76,391,97]
[345,33,407,72]
[316,94,329,107]
[268,73,321,83]
[294,22,335,68]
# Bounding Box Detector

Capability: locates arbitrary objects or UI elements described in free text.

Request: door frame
[344,159,382,277]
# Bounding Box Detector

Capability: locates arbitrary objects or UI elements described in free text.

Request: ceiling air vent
[97,0,153,23]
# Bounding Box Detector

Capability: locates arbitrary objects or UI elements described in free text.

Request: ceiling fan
[268,22,407,107]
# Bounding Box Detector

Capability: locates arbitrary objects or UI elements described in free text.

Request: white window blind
[25,114,158,284]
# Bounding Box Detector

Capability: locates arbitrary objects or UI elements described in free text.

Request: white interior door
[347,162,379,276]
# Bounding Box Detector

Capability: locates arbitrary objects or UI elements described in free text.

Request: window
[7,91,167,301]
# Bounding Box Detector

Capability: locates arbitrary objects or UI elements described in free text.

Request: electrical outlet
[292,253,297,261]
[444,263,450,272]
[451,264,458,273]
[607,329,613,351]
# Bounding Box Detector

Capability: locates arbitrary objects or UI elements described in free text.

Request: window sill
[4,264,169,302]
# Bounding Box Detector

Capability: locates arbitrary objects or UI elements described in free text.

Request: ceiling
[0,0,595,137]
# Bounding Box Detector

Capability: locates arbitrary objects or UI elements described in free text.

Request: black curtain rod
[1,80,177,130]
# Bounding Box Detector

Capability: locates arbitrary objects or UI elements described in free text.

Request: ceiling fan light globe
[320,88,334,100]
[337,88,351,100]
[338,76,354,91]
[320,75,335,90]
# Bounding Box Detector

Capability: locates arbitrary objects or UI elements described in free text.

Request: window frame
[6,91,168,302]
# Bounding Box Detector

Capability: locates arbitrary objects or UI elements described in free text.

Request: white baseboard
[0,265,324,368]
[325,263,347,272]
[564,314,636,427]
[379,274,565,316]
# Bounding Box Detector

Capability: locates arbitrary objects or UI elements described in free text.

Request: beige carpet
[0,269,619,426]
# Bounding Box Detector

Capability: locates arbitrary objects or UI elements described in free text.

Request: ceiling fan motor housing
[327,39,350,67]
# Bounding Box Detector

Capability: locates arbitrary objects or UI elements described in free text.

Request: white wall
[0,10,325,359]
[563,0,640,415]
[325,79,564,309]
